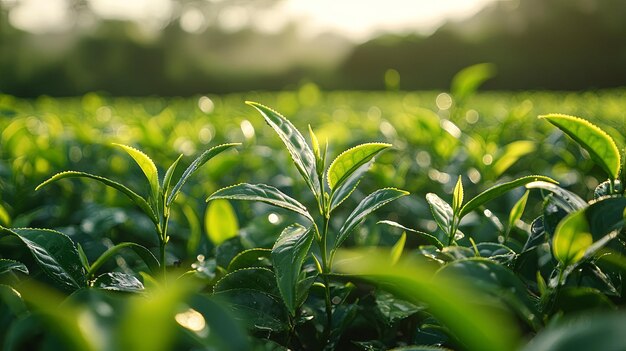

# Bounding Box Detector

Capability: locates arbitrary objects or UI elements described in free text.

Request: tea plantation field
[1,88,626,350]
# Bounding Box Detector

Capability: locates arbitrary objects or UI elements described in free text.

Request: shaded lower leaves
[0,227,86,290]
[93,272,144,293]
[0,259,28,276]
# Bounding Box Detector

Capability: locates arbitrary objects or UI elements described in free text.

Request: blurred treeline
[1,0,625,97]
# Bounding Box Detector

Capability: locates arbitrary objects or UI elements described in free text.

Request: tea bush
[1,88,626,350]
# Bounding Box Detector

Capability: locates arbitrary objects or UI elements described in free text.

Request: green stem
[162,215,170,280]
[448,217,459,246]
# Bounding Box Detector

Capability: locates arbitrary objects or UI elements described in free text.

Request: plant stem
[317,204,333,344]
[159,210,170,281]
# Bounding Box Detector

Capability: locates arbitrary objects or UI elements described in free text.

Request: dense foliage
[1,85,626,350]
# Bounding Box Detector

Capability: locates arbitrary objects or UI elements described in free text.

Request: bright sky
[280,0,497,40]
[7,0,498,40]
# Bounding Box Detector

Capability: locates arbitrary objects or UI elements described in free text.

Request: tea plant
[361,113,626,350]
[207,102,408,346]
[25,142,238,285]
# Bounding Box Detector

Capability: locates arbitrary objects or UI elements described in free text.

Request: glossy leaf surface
[337,188,409,249]
[271,224,313,315]
[540,114,620,179]
[0,227,86,289]
[246,101,320,198]
[207,183,313,221]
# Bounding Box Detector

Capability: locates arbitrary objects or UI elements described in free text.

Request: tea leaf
[227,248,272,271]
[205,199,239,245]
[0,227,86,289]
[0,259,28,275]
[214,267,280,298]
[88,242,160,277]
[540,114,621,180]
[378,220,444,249]
[207,183,313,222]
[246,101,320,198]
[336,250,520,351]
[271,224,313,315]
[451,63,496,101]
[0,204,10,226]
[522,313,626,351]
[526,181,587,211]
[390,232,406,265]
[508,190,529,229]
[329,160,373,212]
[213,289,289,332]
[452,175,464,213]
[337,188,409,249]
[426,193,454,234]
[113,143,160,202]
[460,175,557,218]
[93,272,144,292]
[437,258,540,330]
[553,210,593,267]
[167,143,239,206]
[327,142,391,190]
[36,171,158,225]
[163,154,182,200]
[493,140,536,177]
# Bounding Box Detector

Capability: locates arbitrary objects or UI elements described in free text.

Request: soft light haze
[6,0,498,40]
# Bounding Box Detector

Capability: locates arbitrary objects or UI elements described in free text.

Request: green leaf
[426,193,454,234]
[553,210,593,267]
[271,224,313,315]
[493,140,536,177]
[0,227,86,289]
[508,190,529,229]
[93,272,144,292]
[214,267,280,297]
[329,159,373,212]
[460,175,557,218]
[113,143,160,202]
[76,243,90,270]
[163,154,182,200]
[0,284,28,317]
[526,181,587,211]
[336,250,520,351]
[337,188,409,249]
[246,101,320,198]
[227,248,272,271]
[451,63,496,101]
[214,289,290,332]
[540,114,621,179]
[207,183,313,222]
[0,259,28,275]
[375,290,423,325]
[167,143,239,206]
[36,171,158,225]
[521,312,626,351]
[205,199,239,245]
[437,258,541,331]
[390,232,406,265]
[0,203,10,226]
[308,124,322,173]
[378,220,444,249]
[88,242,160,278]
[452,175,464,213]
[327,142,391,190]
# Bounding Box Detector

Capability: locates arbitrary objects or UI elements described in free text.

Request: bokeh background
[2,0,625,96]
